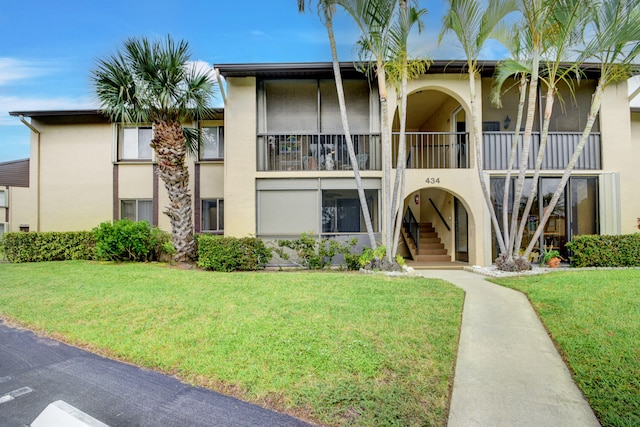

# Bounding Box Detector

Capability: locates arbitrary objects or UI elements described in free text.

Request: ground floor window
[490,176,599,259]
[322,189,377,233]
[121,199,153,223]
[202,199,224,232]
[256,178,380,237]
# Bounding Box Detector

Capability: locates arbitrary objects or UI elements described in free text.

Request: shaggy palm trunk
[151,120,196,262]
[377,61,393,263]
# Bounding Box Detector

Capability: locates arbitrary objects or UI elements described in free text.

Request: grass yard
[0,261,463,426]
[493,270,640,427]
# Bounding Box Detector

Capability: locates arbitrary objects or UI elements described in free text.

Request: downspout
[214,68,227,106]
[19,115,40,232]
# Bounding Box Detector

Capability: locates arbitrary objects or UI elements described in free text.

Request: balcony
[483,132,601,170]
[393,132,470,169]
[257,133,381,172]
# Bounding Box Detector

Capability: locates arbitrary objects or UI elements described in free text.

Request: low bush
[197,235,272,271]
[0,231,95,263]
[93,220,168,262]
[566,234,640,267]
[274,233,358,269]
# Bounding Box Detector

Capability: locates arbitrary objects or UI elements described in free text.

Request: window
[119,126,153,160]
[0,189,6,207]
[200,127,224,160]
[121,199,153,223]
[322,189,378,233]
[202,199,224,232]
[0,223,6,235]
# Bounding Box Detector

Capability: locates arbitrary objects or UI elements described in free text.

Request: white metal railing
[483,132,601,170]
[393,132,470,169]
[257,133,381,172]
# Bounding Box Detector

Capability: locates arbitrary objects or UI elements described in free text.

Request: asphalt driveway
[0,319,312,427]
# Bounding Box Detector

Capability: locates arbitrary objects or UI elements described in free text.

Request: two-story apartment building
[7,61,640,266]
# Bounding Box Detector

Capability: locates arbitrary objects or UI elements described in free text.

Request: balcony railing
[393,132,470,169]
[483,132,601,170]
[257,133,381,172]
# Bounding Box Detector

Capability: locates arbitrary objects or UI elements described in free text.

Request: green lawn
[493,270,640,427]
[0,261,463,426]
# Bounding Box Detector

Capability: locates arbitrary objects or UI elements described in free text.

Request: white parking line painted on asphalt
[0,386,33,404]
[0,376,12,383]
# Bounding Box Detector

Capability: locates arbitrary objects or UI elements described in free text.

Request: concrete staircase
[403,222,451,262]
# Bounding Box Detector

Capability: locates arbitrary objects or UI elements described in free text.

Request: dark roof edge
[216,60,615,79]
[9,108,224,120]
[9,109,104,118]
[632,106,640,113]
[0,158,29,166]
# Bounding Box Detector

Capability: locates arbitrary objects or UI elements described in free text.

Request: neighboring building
[0,158,30,235]
[8,61,640,265]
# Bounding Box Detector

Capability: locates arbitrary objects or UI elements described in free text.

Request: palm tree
[385,1,428,259]
[440,0,519,258]
[522,0,640,257]
[92,36,216,262]
[298,0,378,250]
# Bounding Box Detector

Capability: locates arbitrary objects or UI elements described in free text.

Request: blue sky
[1,0,491,162]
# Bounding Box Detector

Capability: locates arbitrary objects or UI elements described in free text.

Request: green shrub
[274,233,358,269]
[566,234,640,267]
[93,220,166,262]
[0,231,95,263]
[197,235,272,271]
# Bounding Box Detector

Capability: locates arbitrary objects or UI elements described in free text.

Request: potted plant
[541,249,561,268]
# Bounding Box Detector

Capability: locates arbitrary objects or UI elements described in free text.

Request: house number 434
[425,177,441,184]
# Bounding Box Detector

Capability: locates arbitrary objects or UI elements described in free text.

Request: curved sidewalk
[418,270,600,427]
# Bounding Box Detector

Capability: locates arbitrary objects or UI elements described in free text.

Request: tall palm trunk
[151,120,196,262]
[508,54,540,257]
[514,85,555,254]
[502,75,528,246]
[469,69,506,254]
[377,59,393,262]
[325,8,377,249]
[523,80,604,257]
[391,67,409,258]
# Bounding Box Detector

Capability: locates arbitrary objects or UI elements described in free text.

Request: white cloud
[0,58,51,86]
[0,95,98,126]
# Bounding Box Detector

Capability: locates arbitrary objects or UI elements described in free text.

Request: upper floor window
[200,126,224,160]
[119,126,153,161]
[121,199,153,223]
[0,189,6,208]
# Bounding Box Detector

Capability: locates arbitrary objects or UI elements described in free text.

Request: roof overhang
[9,108,224,124]
[216,60,607,79]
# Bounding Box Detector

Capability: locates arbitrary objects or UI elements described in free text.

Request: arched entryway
[398,188,472,264]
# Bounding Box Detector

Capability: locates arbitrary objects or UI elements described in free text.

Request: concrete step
[420,242,445,250]
[414,254,452,262]
[419,248,448,255]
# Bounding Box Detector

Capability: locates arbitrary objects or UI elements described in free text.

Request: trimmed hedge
[93,220,169,262]
[566,234,640,267]
[197,235,272,271]
[0,231,95,263]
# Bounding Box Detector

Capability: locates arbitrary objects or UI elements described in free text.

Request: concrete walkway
[417,269,601,427]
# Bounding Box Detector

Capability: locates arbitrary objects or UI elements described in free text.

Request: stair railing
[429,198,451,231]
[403,207,420,253]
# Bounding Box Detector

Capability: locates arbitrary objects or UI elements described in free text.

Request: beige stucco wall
[118,165,154,198]
[199,164,224,199]
[600,81,637,234]
[626,110,640,233]
[5,186,35,231]
[33,121,113,231]
[224,77,258,237]
[388,73,489,265]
